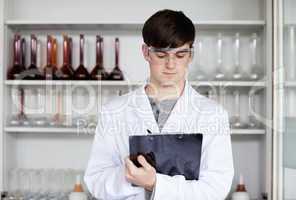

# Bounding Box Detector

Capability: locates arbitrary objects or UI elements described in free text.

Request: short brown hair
[142,9,195,48]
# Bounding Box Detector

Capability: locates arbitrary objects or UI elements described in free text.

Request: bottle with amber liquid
[43,36,57,80]
[51,38,58,73]
[90,35,109,80]
[231,174,250,200]
[56,35,74,80]
[74,34,90,80]
[24,35,44,80]
[7,34,26,80]
[108,38,124,80]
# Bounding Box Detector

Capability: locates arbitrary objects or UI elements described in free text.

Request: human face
[142,43,193,87]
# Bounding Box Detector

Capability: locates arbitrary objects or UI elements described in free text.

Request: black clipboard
[129,133,203,180]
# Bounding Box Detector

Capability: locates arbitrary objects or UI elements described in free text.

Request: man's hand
[125,155,156,191]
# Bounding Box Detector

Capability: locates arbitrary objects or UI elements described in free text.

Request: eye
[175,51,188,58]
[155,52,167,58]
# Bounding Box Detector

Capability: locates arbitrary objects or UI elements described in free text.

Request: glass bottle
[56,35,74,80]
[232,33,243,80]
[249,33,263,80]
[7,34,26,80]
[74,34,90,80]
[189,40,206,81]
[108,38,124,80]
[214,33,225,80]
[51,38,58,73]
[10,88,30,126]
[49,89,64,127]
[24,35,44,80]
[43,36,57,80]
[231,90,243,128]
[247,90,259,128]
[90,35,109,80]
[20,38,26,69]
[33,88,47,126]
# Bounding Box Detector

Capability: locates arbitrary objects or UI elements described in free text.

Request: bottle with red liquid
[108,38,124,80]
[56,35,74,80]
[90,35,109,80]
[69,37,73,69]
[7,34,26,80]
[24,35,44,80]
[43,35,57,80]
[74,34,90,80]
[51,38,58,73]
[20,38,26,69]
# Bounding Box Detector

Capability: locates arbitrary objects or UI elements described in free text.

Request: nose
[165,55,176,69]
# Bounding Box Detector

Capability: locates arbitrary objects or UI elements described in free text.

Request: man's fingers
[125,157,138,173]
[137,155,152,170]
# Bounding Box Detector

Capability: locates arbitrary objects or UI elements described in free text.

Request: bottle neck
[14,35,20,65]
[80,35,84,66]
[115,38,119,68]
[96,36,103,67]
[20,89,25,115]
[31,35,37,66]
[21,38,26,67]
[63,36,69,66]
[47,36,52,66]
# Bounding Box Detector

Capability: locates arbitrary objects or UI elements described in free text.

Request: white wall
[6,0,264,22]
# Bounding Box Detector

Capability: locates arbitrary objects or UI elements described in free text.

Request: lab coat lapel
[130,84,160,134]
[130,80,201,135]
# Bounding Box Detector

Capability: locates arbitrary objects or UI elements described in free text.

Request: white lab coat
[84,80,234,200]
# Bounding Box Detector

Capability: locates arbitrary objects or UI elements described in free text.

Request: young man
[84,9,234,200]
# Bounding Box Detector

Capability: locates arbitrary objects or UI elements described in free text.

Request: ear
[142,44,150,62]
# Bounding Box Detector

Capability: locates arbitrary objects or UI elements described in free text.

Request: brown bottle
[90,35,109,80]
[108,38,124,80]
[68,37,74,70]
[24,35,44,80]
[56,35,74,80]
[43,36,57,80]
[51,38,58,72]
[20,38,26,69]
[74,34,90,80]
[7,34,26,80]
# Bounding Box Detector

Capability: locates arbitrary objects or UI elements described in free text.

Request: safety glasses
[147,46,194,65]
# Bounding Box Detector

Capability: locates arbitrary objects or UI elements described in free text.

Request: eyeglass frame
[146,45,194,64]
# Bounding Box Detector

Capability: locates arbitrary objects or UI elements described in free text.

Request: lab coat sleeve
[152,111,234,200]
[84,111,143,200]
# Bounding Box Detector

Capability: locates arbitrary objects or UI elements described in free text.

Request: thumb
[137,155,152,170]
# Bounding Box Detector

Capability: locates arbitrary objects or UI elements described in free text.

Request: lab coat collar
[130,79,198,134]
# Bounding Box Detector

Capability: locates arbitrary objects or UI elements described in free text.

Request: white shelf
[4,126,94,135]
[190,81,266,87]
[231,128,265,135]
[4,80,143,86]
[4,126,265,135]
[5,80,266,87]
[285,81,296,87]
[5,20,266,30]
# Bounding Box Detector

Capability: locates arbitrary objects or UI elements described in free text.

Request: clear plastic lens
[148,46,193,64]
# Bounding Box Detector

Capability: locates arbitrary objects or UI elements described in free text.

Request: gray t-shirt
[145,97,178,199]
[148,97,178,132]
